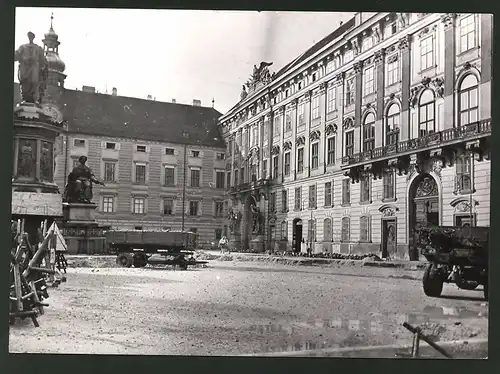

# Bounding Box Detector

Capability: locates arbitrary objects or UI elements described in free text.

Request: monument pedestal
[60,203,110,254]
[249,235,266,253]
[228,232,242,252]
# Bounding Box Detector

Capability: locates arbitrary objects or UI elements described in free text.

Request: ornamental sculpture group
[227,205,264,235]
[240,61,275,100]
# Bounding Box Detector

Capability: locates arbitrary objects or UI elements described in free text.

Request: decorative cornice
[387,54,398,64]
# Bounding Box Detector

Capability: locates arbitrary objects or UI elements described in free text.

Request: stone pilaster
[354,61,363,128]
[480,14,493,120]
[399,35,412,141]
[375,49,386,121]
[442,13,457,130]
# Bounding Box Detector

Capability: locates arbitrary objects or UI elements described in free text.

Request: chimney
[112,87,117,96]
[193,99,201,107]
[172,99,176,103]
[82,85,96,93]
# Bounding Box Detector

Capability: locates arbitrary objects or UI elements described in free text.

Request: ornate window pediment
[325,123,338,135]
[271,145,280,155]
[309,130,321,141]
[378,204,399,217]
[296,136,306,146]
[343,117,355,130]
[283,141,292,151]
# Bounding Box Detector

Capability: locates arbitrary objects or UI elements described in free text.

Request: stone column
[399,35,412,141]
[442,13,457,130]
[304,91,312,177]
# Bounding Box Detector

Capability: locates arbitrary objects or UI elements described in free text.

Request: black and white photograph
[9,8,491,359]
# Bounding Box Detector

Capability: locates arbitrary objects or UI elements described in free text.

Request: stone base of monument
[249,235,266,253]
[228,233,241,252]
[62,203,97,224]
[14,102,47,120]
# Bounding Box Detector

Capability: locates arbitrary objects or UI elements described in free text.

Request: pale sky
[14,7,354,113]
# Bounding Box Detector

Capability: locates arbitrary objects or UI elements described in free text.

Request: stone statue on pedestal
[227,208,242,234]
[63,156,105,204]
[14,32,48,104]
[251,205,264,234]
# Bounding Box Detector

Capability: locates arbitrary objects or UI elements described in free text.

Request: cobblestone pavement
[9,261,488,357]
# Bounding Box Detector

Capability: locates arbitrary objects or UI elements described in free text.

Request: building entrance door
[381,219,397,259]
[292,219,303,253]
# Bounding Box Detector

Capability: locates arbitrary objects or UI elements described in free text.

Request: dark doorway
[409,173,440,260]
[381,219,397,259]
[292,218,303,253]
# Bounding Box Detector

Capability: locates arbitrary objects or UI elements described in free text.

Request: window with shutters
[281,190,288,212]
[297,148,304,173]
[164,166,175,186]
[360,216,370,242]
[323,218,332,241]
[342,179,351,205]
[135,164,146,184]
[360,174,371,203]
[190,168,200,187]
[458,75,479,126]
[456,154,472,193]
[309,185,317,208]
[102,196,114,213]
[294,187,302,210]
[104,162,116,182]
[189,201,199,216]
[163,198,174,215]
[327,137,335,165]
[311,143,319,169]
[341,217,350,242]
[324,182,333,207]
[284,152,291,176]
[133,197,145,214]
[383,170,395,200]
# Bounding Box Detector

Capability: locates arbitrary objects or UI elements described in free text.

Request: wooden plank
[12,265,23,312]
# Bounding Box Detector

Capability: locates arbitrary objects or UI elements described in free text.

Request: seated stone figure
[63,156,104,203]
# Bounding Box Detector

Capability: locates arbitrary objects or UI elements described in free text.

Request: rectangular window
[341,217,350,242]
[324,182,332,207]
[342,179,351,205]
[104,162,116,182]
[73,139,85,147]
[189,201,199,216]
[133,198,145,214]
[387,58,399,86]
[240,167,245,183]
[164,166,175,186]
[135,164,146,184]
[298,103,305,125]
[460,15,476,53]
[456,154,472,192]
[294,187,302,210]
[312,96,320,119]
[106,142,116,150]
[272,155,279,179]
[383,170,395,200]
[309,185,317,208]
[311,143,319,169]
[360,216,370,242]
[345,78,355,106]
[284,152,291,176]
[191,150,200,158]
[136,145,146,153]
[273,115,281,136]
[420,36,434,71]
[363,66,375,96]
[190,169,200,187]
[216,152,225,160]
[327,86,336,113]
[270,192,277,213]
[345,131,354,157]
[102,196,114,213]
[360,174,371,203]
[215,201,224,217]
[419,101,436,136]
[226,171,231,187]
[327,137,335,165]
[165,148,175,155]
[281,190,288,212]
[163,198,174,215]
[297,148,304,173]
[215,171,225,189]
[363,122,375,151]
[285,113,292,131]
[308,219,317,242]
[262,160,267,179]
[234,169,239,185]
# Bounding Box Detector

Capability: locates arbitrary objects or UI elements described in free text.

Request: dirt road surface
[9,261,488,357]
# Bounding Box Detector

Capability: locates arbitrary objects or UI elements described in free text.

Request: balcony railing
[341,119,491,166]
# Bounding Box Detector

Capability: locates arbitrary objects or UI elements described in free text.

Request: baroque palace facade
[218,12,492,259]
[13,18,227,251]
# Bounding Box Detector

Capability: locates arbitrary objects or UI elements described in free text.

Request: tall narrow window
[272,155,279,179]
[285,113,292,131]
[297,148,304,173]
[342,179,351,205]
[386,104,400,145]
[327,86,336,113]
[135,164,146,184]
[345,78,355,106]
[164,166,175,186]
[102,196,114,213]
[163,198,174,215]
[387,57,399,86]
[363,66,375,96]
[458,75,479,126]
[341,217,350,242]
[360,216,370,242]
[216,171,225,189]
[312,96,320,119]
[189,201,199,216]
[456,154,472,193]
[294,187,302,210]
[281,221,288,239]
[309,185,317,208]
[363,113,376,151]
[215,201,224,217]
[262,160,267,179]
[270,192,277,213]
[281,190,288,212]
[226,171,231,187]
[323,218,332,241]
[311,143,319,169]
[273,115,281,136]
[420,36,434,71]
[324,182,333,206]
[418,89,436,136]
[360,174,371,203]
[383,170,395,200]
[345,131,354,157]
[133,197,145,214]
[190,168,201,187]
[298,103,305,125]
[327,137,335,165]
[284,152,291,176]
[104,162,116,182]
[460,15,476,53]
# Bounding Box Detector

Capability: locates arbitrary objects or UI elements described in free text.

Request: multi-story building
[13,18,227,250]
[219,12,492,259]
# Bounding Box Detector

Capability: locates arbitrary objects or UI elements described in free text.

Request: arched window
[418,89,435,136]
[341,217,350,242]
[280,221,288,240]
[363,112,376,151]
[386,104,400,145]
[459,74,479,126]
[323,218,332,242]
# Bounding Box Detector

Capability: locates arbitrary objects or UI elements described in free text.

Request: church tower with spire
[40,13,66,122]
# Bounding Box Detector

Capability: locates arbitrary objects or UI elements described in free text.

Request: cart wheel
[423,263,443,297]
[133,254,148,268]
[116,253,133,268]
[484,281,488,301]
